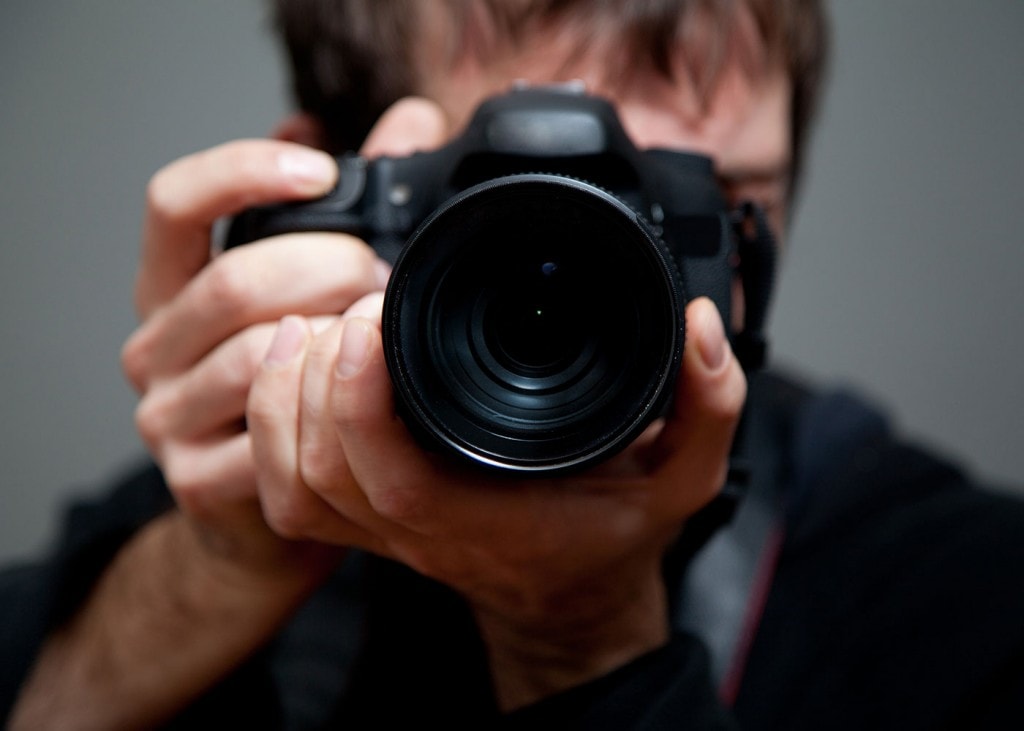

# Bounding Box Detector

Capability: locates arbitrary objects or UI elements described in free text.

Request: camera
[227,84,775,474]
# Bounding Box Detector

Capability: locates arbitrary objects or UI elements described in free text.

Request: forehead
[420,10,792,178]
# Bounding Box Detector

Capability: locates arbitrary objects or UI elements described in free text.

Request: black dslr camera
[228,85,775,474]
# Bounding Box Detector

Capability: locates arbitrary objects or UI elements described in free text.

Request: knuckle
[120,332,150,392]
[215,140,278,207]
[202,255,253,317]
[145,167,182,223]
[331,395,374,433]
[365,482,428,526]
[264,510,302,540]
[133,393,169,448]
[263,492,312,540]
[296,441,334,489]
[146,140,270,224]
[163,455,207,515]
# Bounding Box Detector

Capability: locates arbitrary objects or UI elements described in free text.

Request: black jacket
[3,372,1023,729]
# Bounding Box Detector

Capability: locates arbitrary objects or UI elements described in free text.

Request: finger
[326,319,540,543]
[325,318,676,573]
[296,320,350,492]
[324,321,649,568]
[328,317,442,506]
[289,321,401,559]
[300,309,430,557]
[645,297,747,514]
[138,140,338,318]
[340,291,385,326]
[133,321,275,442]
[133,315,338,439]
[123,234,380,387]
[359,97,450,159]
[162,431,258,521]
[162,429,346,577]
[248,316,371,546]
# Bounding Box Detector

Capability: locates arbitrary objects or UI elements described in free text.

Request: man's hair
[274,0,829,185]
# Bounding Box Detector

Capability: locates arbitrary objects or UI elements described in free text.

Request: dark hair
[274,0,828,185]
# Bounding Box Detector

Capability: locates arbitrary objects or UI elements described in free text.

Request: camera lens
[486,260,581,373]
[383,174,685,473]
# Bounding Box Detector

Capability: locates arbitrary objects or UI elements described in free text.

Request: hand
[121,141,355,584]
[246,293,747,707]
[120,97,448,584]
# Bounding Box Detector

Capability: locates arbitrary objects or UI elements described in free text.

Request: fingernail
[337,320,371,379]
[697,305,728,372]
[264,315,306,367]
[277,149,336,193]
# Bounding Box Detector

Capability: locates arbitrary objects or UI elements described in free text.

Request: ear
[271,112,329,150]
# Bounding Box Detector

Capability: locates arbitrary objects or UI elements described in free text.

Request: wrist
[178,512,341,605]
[472,567,669,711]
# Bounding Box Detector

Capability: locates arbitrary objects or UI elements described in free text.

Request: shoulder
[738,370,1024,729]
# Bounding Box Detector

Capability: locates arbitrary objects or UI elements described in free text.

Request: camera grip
[224,155,373,251]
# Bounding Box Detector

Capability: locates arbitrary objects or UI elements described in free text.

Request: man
[4,1,1023,728]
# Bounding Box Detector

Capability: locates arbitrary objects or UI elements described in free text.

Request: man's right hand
[121,138,380,584]
[119,99,448,585]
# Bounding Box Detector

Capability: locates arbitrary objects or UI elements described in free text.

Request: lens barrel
[383,174,686,473]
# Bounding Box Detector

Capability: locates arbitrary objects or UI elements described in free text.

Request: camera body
[228,85,773,473]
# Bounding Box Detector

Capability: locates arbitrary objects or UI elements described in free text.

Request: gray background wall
[1,2,1022,564]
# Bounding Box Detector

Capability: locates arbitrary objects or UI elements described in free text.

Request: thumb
[646,297,747,509]
[359,97,450,159]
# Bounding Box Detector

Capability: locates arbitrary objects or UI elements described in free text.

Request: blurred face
[418,9,793,240]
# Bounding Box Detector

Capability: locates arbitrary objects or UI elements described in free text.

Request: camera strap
[670,371,893,705]
[731,201,778,373]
